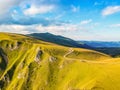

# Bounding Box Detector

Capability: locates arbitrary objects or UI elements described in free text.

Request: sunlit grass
[0,32,120,90]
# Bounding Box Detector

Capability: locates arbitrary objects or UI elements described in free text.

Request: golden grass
[0,32,120,90]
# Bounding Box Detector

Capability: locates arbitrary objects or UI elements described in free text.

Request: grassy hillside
[0,33,120,90]
[95,48,120,57]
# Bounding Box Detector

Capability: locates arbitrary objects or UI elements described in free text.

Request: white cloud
[102,6,120,16]
[0,22,100,40]
[80,19,92,25]
[71,5,80,12]
[0,24,78,35]
[23,5,55,15]
[0,19,97,35]
[110,24,120,28]
[35,22,98,35]
[0,0,21,15]
[0,0,57,16]
[0,25,31,34]
[35,24,82,34]
[0,23,86,35]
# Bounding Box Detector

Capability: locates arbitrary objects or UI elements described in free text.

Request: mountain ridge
[79,41,120,47]
[27,33,92,49]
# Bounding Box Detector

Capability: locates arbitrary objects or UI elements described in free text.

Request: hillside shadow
[0,48,8,70]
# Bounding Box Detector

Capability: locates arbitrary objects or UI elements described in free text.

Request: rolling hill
[0,32,120,90]
[27,33,91,49]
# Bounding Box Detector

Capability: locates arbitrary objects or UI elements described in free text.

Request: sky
[0,0,120,41]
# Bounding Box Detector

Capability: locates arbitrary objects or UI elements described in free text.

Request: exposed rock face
[0,40,22,51]
[0,48,9,89]
[0,48,8,70]
[49,56,57,62]
[10,41,22,51]
[35,49,43,63]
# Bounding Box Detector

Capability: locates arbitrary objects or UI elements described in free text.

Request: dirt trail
[63,48,120,64]
[64,48,74,58]
[79,59,120,64]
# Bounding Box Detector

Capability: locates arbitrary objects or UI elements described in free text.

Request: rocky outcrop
[10,41,22,51]
[34,49,43,64]
[49,56,57,62]
[0,48,8,70]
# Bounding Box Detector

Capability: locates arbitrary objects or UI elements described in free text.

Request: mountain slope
[27,33,91,49]
[1,33,120,90]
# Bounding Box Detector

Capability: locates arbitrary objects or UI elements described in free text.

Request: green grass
[67,48,111,61]
[0,32,120,90]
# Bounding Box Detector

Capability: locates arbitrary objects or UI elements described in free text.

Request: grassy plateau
[0,32,120,90]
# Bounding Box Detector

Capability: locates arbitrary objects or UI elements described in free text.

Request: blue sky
[0,0,120,41]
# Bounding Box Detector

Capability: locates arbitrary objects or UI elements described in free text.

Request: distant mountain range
[79,41,120,48]
[78,41,120,57]
[27,33,91,49]
[28,33,120,48]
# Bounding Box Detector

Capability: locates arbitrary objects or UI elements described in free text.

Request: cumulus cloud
[0,14,55,26]
[33,22,96,35]
[0,0,22,15]
[35,23,83,34]
[102,6,120,16]
[80,19,92,25]
[23,5,55,15]
[0,22,88,35]
[0,24,30,34]
[0,0,59,25]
